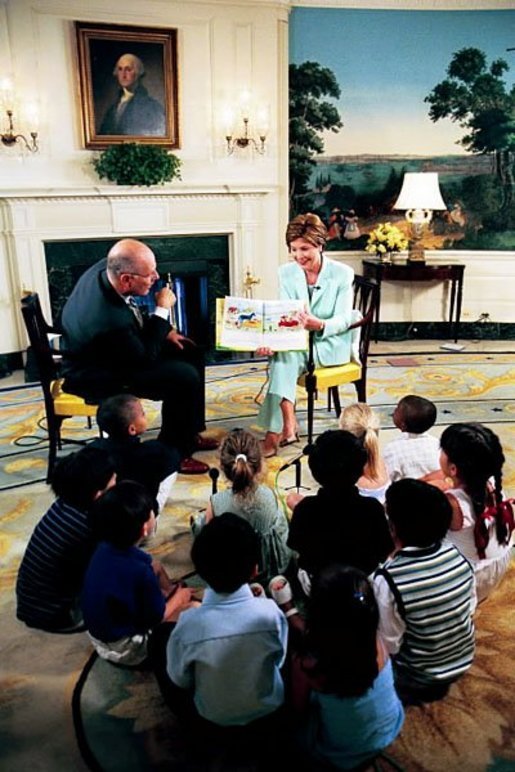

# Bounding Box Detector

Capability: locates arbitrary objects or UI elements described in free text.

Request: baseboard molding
[375,322,515,341]
[0,352,23,379]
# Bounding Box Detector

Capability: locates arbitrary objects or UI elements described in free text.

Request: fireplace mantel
[0,185,280,355]
[0,185,275,202]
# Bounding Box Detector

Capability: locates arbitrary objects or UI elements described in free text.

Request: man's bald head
[107,239,158,296]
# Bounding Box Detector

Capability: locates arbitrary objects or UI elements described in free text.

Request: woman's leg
[280,398,298,440]
[262,398,297,455]
[258,351,307,451]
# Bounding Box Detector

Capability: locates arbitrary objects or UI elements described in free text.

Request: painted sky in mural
[290,8,515,157]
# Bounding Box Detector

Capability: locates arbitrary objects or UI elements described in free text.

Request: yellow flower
[366,222,406,256]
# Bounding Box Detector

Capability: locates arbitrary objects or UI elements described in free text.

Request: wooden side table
[362,259,465,342]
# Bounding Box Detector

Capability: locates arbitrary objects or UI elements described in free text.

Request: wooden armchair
[20,292,98,482]
[298,274,379,446]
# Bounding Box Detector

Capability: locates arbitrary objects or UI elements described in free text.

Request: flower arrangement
[365,222,408,259]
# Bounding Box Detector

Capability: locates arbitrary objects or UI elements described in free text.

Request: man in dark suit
[60,238,217,474]
[99,53,165,136]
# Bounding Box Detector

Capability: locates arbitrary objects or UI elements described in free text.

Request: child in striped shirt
[374,479,476,705]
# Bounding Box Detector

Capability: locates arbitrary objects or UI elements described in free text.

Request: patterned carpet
[1,354,514,771]
[1,354,514,489]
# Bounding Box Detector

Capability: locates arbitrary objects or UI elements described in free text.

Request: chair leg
[355,376,366,403]
[47,424,58,484]
[331,386,342,417]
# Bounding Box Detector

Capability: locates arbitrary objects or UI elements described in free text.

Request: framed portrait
[75,22,179,149]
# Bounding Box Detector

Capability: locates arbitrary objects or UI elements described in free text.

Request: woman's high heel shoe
[261,432,280,458]
[279,432,300,447]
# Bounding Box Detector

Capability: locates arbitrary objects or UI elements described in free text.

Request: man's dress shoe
[179,457,209,475]
[194,434,220,451]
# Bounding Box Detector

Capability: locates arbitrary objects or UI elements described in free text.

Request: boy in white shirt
[383,395,440,482]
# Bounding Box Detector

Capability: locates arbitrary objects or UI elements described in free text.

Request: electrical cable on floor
[71,650,105,772]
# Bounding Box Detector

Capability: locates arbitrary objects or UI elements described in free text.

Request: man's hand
[167,330,195,350]
[155,286,176,310]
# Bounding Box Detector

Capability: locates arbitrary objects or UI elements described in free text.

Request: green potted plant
[93,143,182,186]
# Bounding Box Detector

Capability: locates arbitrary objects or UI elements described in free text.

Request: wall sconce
[0,78,39,153]
[226,117,266,155]
[393,172,446,262]
[223,95,268,155]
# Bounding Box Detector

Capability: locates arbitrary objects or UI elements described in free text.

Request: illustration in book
[218,296,308,352]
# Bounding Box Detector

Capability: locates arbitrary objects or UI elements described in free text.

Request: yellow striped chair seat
[50,379,98,418]
[298,361,361,391]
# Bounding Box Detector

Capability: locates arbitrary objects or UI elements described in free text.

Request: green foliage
[425,47,515,212]
[93,143,182,186]
[289,61,343,215]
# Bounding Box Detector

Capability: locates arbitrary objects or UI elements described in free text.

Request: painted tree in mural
[425,47,515,222]
[289,61,342,215]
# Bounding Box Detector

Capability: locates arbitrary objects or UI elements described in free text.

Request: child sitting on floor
[374,479,476,704]
[191,428,292,583]
[383,395,440,483]
[339,403,390,504]
[288,430,393,594]
[166,513,288,733]
[92,394,180,513]
[440,422,514,602]
[16,447,116,633]
[81,481,195,666]
[286,564,404,770]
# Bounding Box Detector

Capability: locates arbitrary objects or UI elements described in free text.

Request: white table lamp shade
[394,172,447,211]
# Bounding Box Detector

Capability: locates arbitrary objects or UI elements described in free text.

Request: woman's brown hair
[285,212,327,249]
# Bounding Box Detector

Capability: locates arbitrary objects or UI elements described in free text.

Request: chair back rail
[20,292,97,482]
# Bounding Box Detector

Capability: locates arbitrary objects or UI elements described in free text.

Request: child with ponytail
[196,428,292,583]
[339,403,390,504]
[440,422,514,601]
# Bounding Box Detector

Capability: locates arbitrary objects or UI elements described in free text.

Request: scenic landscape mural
[289,8,515,251]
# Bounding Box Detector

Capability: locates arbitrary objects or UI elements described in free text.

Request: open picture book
[217,296,308,352]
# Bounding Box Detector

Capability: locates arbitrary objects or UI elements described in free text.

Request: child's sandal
[268,576,300,618]
[268,575,292,605]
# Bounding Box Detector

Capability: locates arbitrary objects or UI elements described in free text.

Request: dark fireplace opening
[44,234,231,362]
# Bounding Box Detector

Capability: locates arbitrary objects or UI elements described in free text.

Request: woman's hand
[298,311,325,332]
[256,346,275,357]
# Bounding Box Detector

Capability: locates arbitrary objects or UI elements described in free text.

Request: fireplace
[0,186,279,364]
[44,234,230,361]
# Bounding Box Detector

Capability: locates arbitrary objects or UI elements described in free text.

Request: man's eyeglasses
[126,271,159,280]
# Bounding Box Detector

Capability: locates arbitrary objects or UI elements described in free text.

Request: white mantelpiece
[0,186,280,354]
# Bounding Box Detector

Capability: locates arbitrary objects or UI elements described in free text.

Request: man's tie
[127,297,144,327]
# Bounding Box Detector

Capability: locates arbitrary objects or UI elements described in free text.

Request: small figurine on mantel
[243,267,260,299]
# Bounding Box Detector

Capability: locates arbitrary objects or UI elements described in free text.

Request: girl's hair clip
[353,591,366,604]
[235,453,247,463]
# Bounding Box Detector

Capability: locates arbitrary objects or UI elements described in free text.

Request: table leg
[374,276,381,342]
[454,272,464,342]
[449,278,457,340]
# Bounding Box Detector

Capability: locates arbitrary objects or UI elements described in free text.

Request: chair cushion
[50,379,98,417]
[298,362,362,390]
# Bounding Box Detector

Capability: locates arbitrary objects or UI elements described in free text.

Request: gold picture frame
[76,22,179,149]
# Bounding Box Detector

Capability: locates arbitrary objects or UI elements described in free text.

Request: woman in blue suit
[258,213,354,457]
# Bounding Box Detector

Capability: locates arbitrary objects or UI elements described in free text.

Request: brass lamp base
[407,236,426,263]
